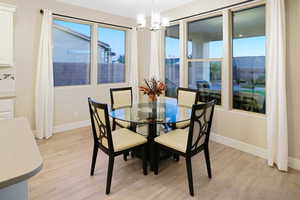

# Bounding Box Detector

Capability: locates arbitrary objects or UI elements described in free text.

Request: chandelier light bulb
[136,14,146,28]
[161,17,170,27]
[151,12,161,30]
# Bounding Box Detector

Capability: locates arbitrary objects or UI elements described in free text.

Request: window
[187,15,223,105]
[52,19,91,86]
[165,25,180,97]
[98,27,126,84]
[232,6,266,114]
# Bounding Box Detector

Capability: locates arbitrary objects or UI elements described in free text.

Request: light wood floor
[29,127,300,200]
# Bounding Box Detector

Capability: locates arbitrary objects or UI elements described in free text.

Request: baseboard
[210,132,268,159]
[210,132,300,171]
[288,157,300,171]
[53,120,91,133]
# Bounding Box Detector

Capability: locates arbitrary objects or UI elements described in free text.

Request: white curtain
[35,9,54,139]
[129,28,139,103]
[266,0,288,171]
[149,30,164,80]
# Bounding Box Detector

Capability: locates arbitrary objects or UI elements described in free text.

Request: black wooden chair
[88,98,148,194]
[174,87,198,129]
[154,100,216,196]
[110,87,133,131]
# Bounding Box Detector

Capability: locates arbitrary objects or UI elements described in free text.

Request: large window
[52,19,91,86]
[232,6,266,114]
[187,16,223,105]
[98,27,126,84]
[165,25,180,97]
[52,19,127,87]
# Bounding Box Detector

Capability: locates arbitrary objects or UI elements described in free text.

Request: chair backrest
[88,98,114,153]
[186,100,216,154]
[177,87,198,107]
[110,87,132,110]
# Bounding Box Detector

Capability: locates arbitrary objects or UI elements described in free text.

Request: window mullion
[91,23,98,86]
[179,21,187,88]
[223,9,232,111]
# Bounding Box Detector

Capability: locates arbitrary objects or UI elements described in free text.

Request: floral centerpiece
[139,78,166,102]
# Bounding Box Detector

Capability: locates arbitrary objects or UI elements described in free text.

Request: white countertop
[0,117,43,189]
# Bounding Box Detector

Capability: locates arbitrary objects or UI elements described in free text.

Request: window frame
[164,22,180,98]
[163,1,267,116]
[229,3,267,115]
[96,24,128,85]
[185,12,224,107]
[52,16,129,88]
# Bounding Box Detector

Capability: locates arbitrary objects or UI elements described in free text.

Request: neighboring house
[52,24,124,86]
[53,24,112,64]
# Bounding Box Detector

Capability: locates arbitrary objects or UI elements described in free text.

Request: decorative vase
[148,94,157,102]
[148,95,158,120]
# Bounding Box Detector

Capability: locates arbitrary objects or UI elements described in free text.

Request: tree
[117,55,125,64]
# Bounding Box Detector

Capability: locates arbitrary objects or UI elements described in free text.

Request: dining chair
[110,87,133,131]
[154,100,216,196]
[88,98,148,194]
[174,87,198,129]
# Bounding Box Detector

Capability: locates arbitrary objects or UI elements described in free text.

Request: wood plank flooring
[29,127,300,200]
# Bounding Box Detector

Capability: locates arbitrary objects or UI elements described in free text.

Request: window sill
[215,107,267,119]
[96,82,129,87]
[54,84,93,90]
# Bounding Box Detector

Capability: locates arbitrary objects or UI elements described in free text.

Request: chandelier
[136,0,170,31]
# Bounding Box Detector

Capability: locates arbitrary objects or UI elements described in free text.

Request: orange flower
[139,78,166,101]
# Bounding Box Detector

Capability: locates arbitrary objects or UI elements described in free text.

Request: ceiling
[57,0,195,19]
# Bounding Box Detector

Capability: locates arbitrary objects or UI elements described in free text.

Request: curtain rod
[170,0,255,22]
[40,9,132,30]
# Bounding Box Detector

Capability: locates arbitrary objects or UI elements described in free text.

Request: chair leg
[173,154,180,162]
[112,120,116,131]
[143,145,148,175]
[130,123,137,132]
[106,156,115,195]
[204,147,212,179]
[123,152,128,161]
[186,157,194,196]
[90,145,98,176]
[130,151,135,158]
[154,143,159,175]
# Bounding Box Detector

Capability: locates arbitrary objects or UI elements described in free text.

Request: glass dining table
[109,98,192,170]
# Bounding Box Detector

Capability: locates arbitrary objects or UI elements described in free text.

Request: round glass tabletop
[109,98,192,124]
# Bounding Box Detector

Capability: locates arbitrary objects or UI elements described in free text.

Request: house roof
[53,24,111,51]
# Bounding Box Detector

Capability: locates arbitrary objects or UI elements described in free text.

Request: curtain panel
[129,28,139,103]
[35,9,54,139]
[149,30,164,80]
[266,0,288,171]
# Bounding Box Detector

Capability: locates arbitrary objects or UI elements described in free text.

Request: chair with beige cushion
[154,100,216,196]
[174,87,198,129]
[88,98,147,195]
[110,87,133,131]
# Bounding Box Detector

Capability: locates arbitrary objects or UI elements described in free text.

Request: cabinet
[0,3,16,67]
[0,99,14,120]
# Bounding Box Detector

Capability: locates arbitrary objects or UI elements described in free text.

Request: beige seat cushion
[115,119,131,128]
[154,129,188,153]
[176,120,190,129]
[178,90,197,107]
[112,90,132,109]
[104,128,147,152]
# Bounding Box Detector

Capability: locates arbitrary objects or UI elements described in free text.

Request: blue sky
[54,19,265,59]
[54,20,125,58]
[165,36,265,58]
